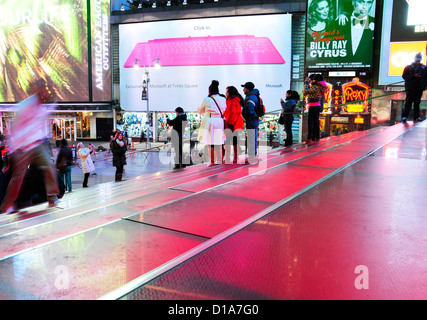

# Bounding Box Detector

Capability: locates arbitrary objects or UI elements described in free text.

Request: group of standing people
[196,80,260,166]
[56,139,96,190]
[166,78,327,170]
[56,129,128,191]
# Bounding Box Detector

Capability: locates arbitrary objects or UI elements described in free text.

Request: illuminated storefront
[319,78,372,137]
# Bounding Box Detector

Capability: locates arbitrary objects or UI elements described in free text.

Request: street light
[133,58,161,147]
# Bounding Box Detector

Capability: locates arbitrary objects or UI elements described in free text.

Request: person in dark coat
[167,107,187,169]
[110,131,127,181]
[401,52,426,122]
[241,82,260,160]
[56,138,73,192]
[280,90,299,146]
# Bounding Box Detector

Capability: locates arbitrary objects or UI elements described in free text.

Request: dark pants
[0,144,59,211]
[402,89,423,119]
[308,106,321,140]
[172,134,183,166]
[115,166,124,181]
[283,115,294,146]
[59,166,72,192]
[83,173,90,187]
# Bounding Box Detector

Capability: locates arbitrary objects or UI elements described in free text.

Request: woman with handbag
[280,90,299,146]
[225,86,244,163]
[197,80,227,165]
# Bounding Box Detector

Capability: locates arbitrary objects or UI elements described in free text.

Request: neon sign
[342,78,370,113]
[322,82,333,113]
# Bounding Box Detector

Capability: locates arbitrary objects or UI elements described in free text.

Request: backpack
[248,94,266,118]
[256,96,266,118]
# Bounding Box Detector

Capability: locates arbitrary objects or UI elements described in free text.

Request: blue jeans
[246,119,259,156]
[60,166,72,192]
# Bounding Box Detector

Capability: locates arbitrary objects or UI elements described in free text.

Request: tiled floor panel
[0,122,425,300]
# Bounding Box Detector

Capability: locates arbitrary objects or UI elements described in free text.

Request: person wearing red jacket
[225,86,244,164]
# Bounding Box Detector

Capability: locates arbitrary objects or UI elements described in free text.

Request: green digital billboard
[0,0,111,103]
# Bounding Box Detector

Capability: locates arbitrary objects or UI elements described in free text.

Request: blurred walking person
[110,131,127,181]
[77,142,95,187]
[0,83,60,214]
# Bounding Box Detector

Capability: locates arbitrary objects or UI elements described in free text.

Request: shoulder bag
[211,97,227,129]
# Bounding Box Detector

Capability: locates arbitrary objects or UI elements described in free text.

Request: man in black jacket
[402,52,426,122]
[167,107,187,169]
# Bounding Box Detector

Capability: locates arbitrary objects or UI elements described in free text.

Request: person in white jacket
[77,142,95,188]
[197,80,227,165]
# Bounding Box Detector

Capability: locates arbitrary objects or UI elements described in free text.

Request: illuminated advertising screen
[91,0,111,102]
[119,14,292,112]
[306,0,376,70]
[0,0,111,103]
[379,0,427,85]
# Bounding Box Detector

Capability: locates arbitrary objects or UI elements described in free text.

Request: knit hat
[415,52,422,62]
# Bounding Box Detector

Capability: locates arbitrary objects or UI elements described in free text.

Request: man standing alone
[402,52,426,122]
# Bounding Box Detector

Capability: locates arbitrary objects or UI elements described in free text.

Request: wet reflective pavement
[0,122,426,299]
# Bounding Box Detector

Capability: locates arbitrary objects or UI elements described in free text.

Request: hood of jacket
[246,89,260,96]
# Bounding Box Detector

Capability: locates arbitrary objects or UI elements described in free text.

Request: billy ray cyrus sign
[306,0,376,70]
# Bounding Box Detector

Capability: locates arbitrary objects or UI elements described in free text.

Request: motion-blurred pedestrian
[0,81,60,214]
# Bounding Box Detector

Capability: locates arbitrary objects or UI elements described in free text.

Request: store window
[49,118,76,141]
[116,112,148,138]
[77,116,91,138]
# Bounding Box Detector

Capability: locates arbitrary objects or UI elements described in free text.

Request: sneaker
[1,205,19,214]
[416,118,423,122]
[173,165,181,170]
[48,199,61,208]
[401,117,407,123]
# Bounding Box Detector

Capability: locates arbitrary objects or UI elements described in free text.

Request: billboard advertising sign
[119,14,292,112]
[306,0,376,70]
[91,0,111,102]
[0,0,111,103]
[379,0,427,85]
